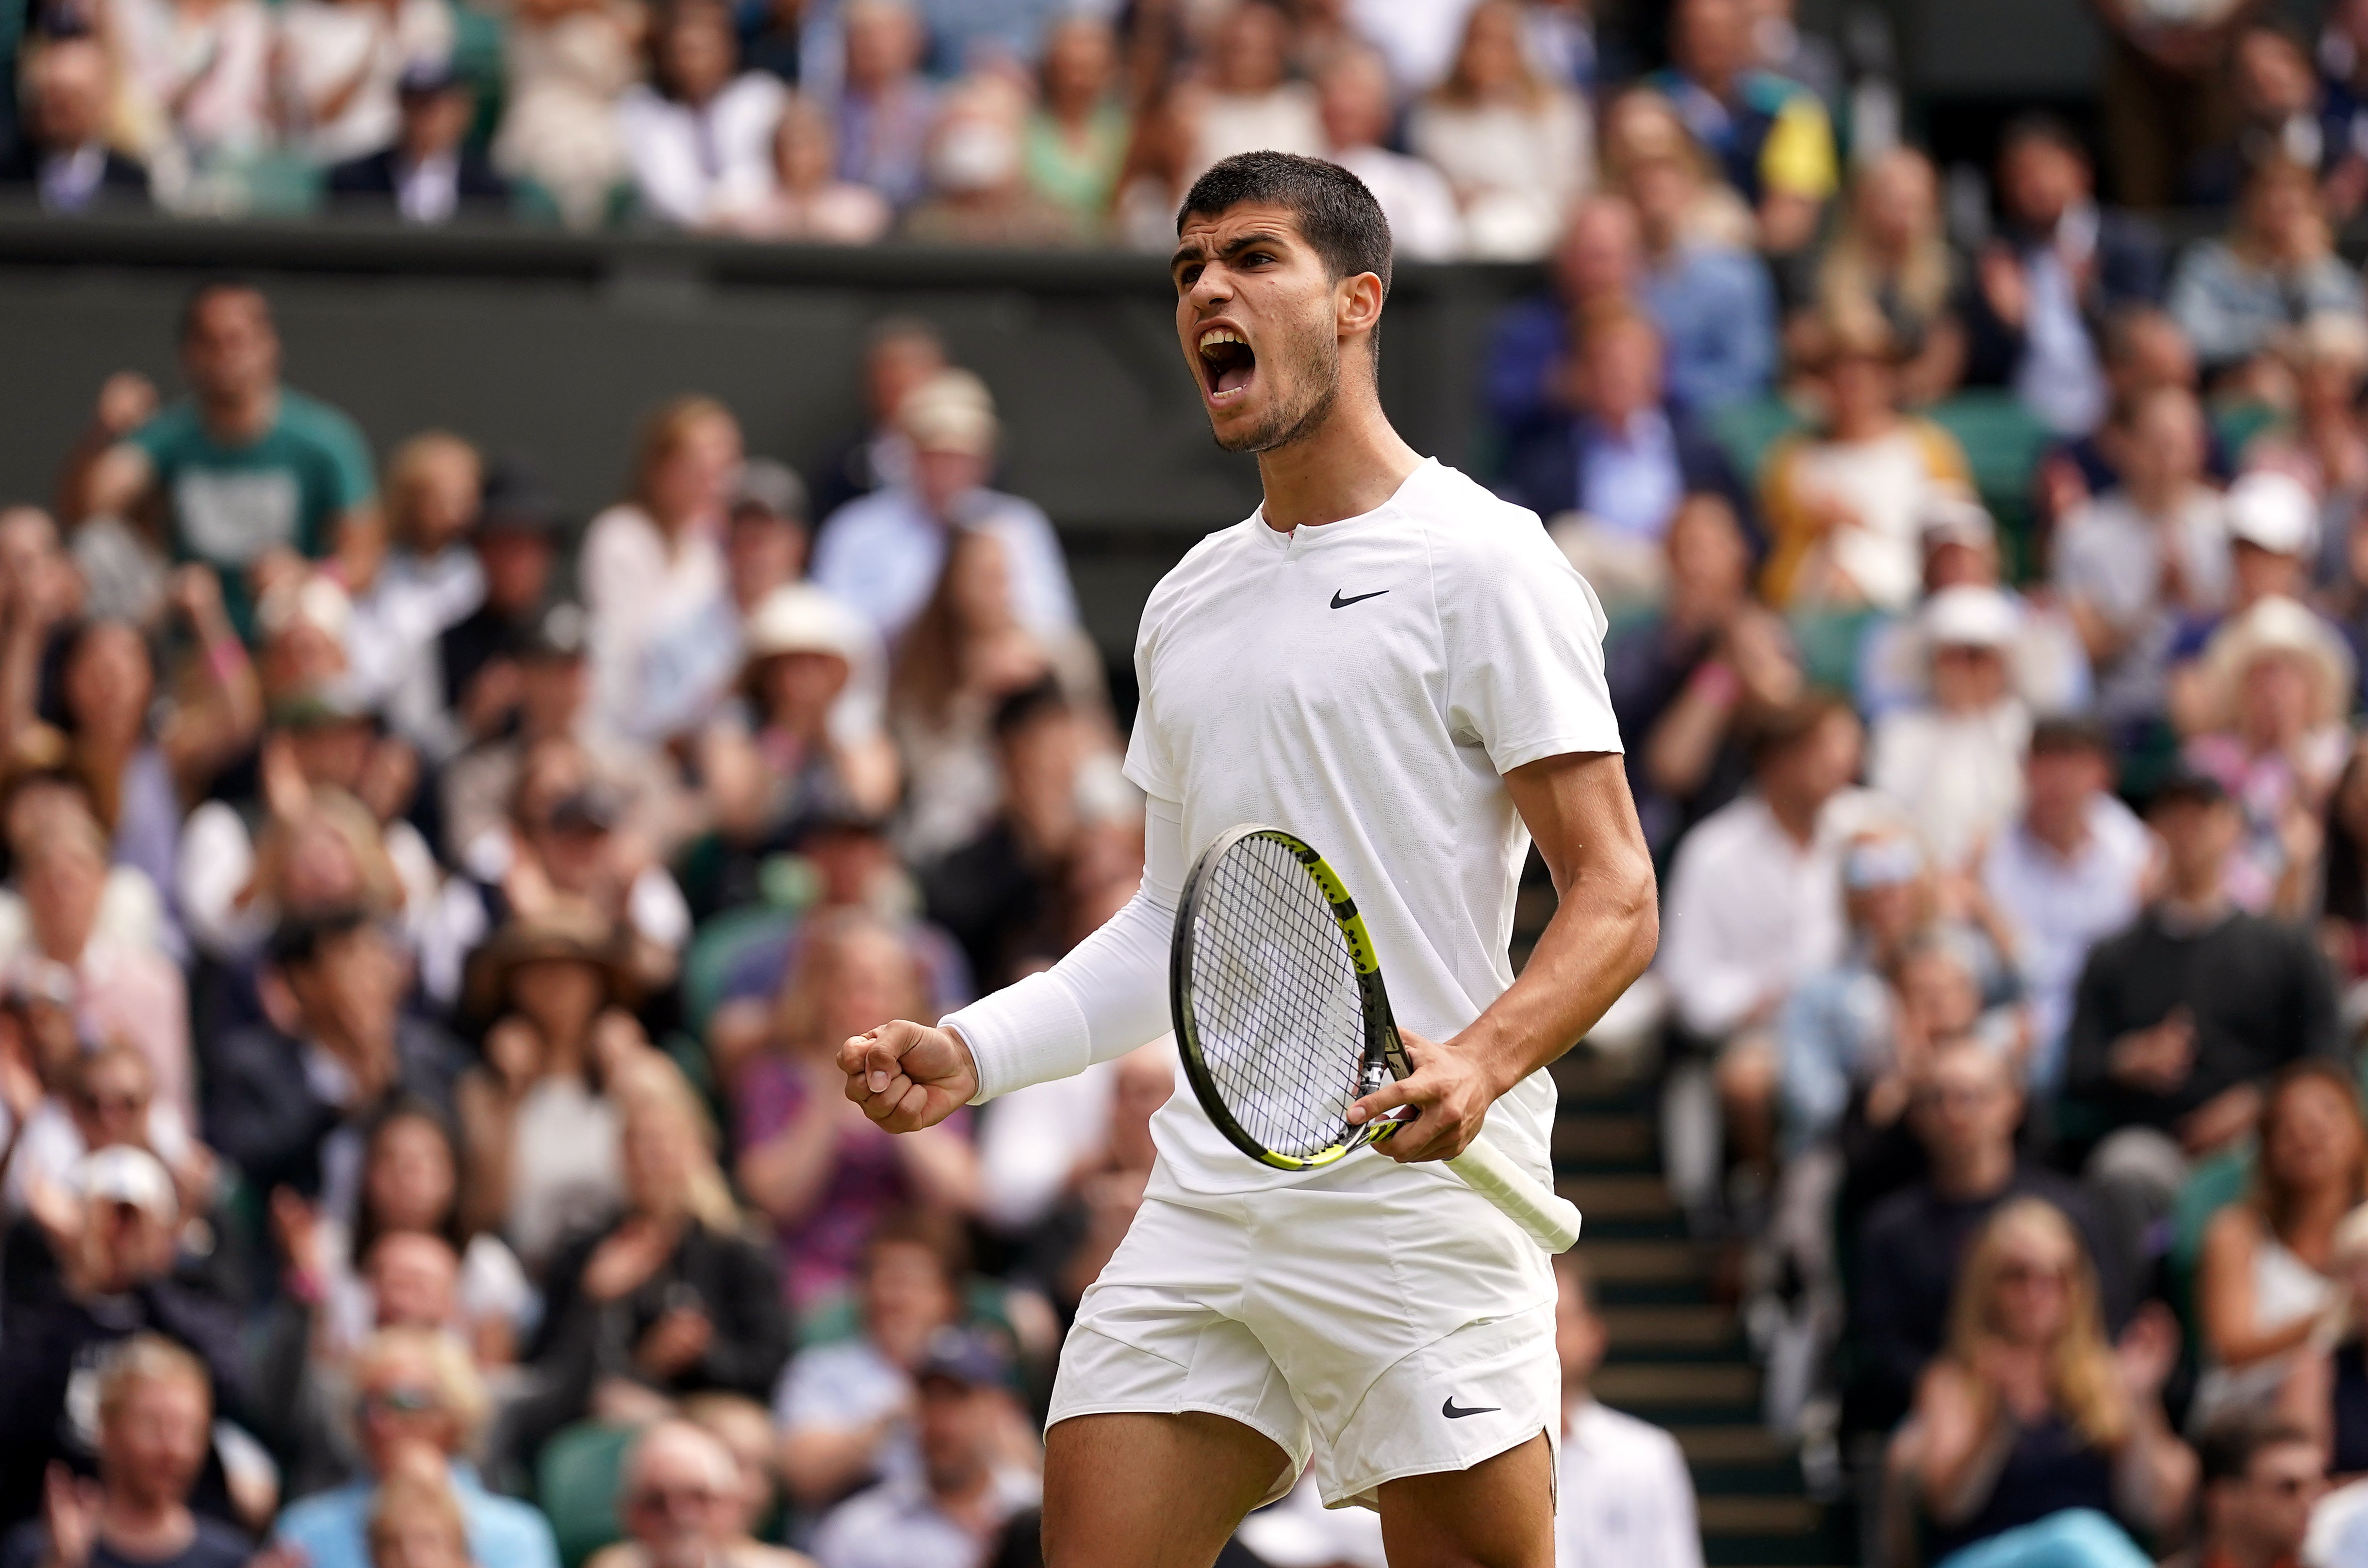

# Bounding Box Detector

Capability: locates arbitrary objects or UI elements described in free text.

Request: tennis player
[840,151,1659,1567]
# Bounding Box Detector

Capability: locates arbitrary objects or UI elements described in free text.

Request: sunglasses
[361,1386,441,1416]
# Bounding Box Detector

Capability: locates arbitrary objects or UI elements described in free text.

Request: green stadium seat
[535,1420,638,1568]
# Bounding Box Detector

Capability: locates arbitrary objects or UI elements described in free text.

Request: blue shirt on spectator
[811,483,1078,644]
[273,1464,559,1568]
[1578,410,1683,539]
[1639,243,1777,413]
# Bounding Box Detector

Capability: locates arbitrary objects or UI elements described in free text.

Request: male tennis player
[841,151,1659,1568]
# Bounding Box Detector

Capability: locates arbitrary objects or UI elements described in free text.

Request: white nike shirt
[1124,457,1623,1196]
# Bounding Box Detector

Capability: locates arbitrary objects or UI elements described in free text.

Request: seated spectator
[0,35,150,213]
[1981,719,2152,1094]
[274,0,454,167]
[1775,831,1933,1155]
[1607,493,1801,857]
[2246,311,2368,576]
[2169,157,2365,388]
[1011,1041,1169,1314]
[773,1210,965,1510]
[589,1420,812,1568]
[888,528,1104,866]
[1963,115,2165,440]
[1552,1253,1702,1566]
[674,1395,806,1568]
[1509,310,1750,607]
[1109,80,1207,253]
[2189,22,2332,207]
[362,1449,475,1568]
[899,77,1080,249]
[619,0,786,229]
[1598,87,1756,253]
[733,95,892,244]
[347,432,485,751]
[2,1034,209,1232]
[1758,310,1972,612]
[1406,0,1589,261]
[721,462,808,617]
[2034,308,2227,536]
[2181,594,2355,917]
[432,468,561,760]
[271,1327,557,1568]
[326,63,510,226]
[0,1335,249,1568]
[1021,17,1129,242]
[1644,0,1836,257]
[1868,586,2033,871]
[204,909,466,1203]
[1192,1,1322,175]
[1480,196,1646,459]
[2050,387,2231,728]
[107,0,271,199]
[2192,1064,2364,1430]
[2320,738,2368,1006]
[1852,1039,2121,1435]
[1315,46,1461,262]
[489,0,640,229]
[523,1057,789,1446]
[64,285,379,638]
[1811,147,1966,408]
[2181,1416,2324,1568]
[1606,91,1777,414]
[832,0,937,211]
[736,910,980,1310]
[811,317,944,520]
[811,370,1077,646]
[808,1330,1039,1568]
[1888,1199,2190,1565]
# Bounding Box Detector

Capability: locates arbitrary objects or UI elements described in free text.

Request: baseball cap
[2225,470,2318,557]
[1921,585,2017,650]
[730,459,808,523]
[742,584,872,665]
[77,1145,177,1220]
[915,1327,1010,1391]
[898,370,998,457]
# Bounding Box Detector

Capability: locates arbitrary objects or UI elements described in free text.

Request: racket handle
[1446,1135,1583,1253]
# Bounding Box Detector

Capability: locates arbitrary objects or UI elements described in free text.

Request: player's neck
[1256,392,1422,534]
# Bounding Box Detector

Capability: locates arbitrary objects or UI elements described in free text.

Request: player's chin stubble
[1211,323,1341,456]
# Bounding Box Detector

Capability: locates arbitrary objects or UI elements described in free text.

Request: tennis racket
[1169,823,1584,1253]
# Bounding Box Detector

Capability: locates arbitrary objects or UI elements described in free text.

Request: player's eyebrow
[1169,229,1292,277]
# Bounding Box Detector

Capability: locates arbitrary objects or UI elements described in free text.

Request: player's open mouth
[1197,324,1257,407]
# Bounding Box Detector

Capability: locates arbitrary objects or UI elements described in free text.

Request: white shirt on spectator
[1349,0,1483,94]
[1407,88,1591,261]
[277,0,454,164]
[1331,145,1465,261]
[579,503,730,743]
[976,1039,1174,1234]
[810,1468,1040,1568]
[1556,1399,1703,1568]
[810,485,1078,645]
[2,1098,197,1215]
[1193,84,1325,177]
[1980,794,2152,1091]
[1657,786,1891,1039]
[1868,698,2032,871]
[109,0,273,172]
[2051,487,2230,722]
[615,72,786,228]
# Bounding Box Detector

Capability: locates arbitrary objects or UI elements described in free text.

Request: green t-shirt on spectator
[130,387,376,635]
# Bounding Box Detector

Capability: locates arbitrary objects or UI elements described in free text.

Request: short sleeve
[1761,94,1837,200]
[1439,521,1625,774]
[1121,613,1182,799]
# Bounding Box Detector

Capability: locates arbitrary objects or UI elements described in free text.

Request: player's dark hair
[1177,151,1395,302]
[2194,1412,2314,1488]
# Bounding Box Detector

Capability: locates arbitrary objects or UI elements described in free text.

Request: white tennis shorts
[1046,1157,1560,1511]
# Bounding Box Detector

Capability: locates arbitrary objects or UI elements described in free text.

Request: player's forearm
[1461,866,1658,1094]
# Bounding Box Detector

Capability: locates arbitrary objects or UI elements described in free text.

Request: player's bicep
[1504,751,1654,911]
[1440,535,1622,771]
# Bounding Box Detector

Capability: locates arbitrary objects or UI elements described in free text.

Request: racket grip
[1446,1135,1583,1253]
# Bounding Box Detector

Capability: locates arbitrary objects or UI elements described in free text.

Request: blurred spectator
[1888,1200,2190,1564]
[345,434,481,760]
[833,0,937,211]
[900,77,1080,248]
[2324,0,2368,220]
[736,909,979,1310]
[1867,586,2032,871]
[581,397,740,745]
[272,1326,557,1568]
[811,370,1077,645]
[1522,0,1598,96]
[490,0,641,229]
[2249,312,2368,580]
[619,1,787,229]
[590,1419,813,1568]
[1407,0,1590,261]
[2181,594,2354,918]
[204,909,465,1203]
[1552,1253,1702,1567]
[1773,830,1931,1154]
[1014,1041,1168,1313]
[2320,738,2368,1006]
[2092,0,2246,211]
[1315,46,1461,262]
[433,468,561,758]
[525,1057,789,1445]
[2,1037,208,1233]
[1644,0,1834,257]
[326,63,510,225]
[106,0,271,203]
[735,94,892,242]
[1606,493,1801,857]
[1758,311,1972,613]
[2033,308,2219,533]
[1510,310,1749,606]
[1598,87,1754,257]
[1481,197,1645,485]
[1192,1,1323,176]
[812,317,945,520]
[1745,0,1840,109]
[1812,148,1966,408]
[2188,23,2331,207]
[0,35,151,212]
[2168,157,2364,387]
[1964,115,2165,441]
[0,1336,248,1568]
[1981,718,2152,1095]
[2192,1063,2364,1429]
[1109,80,1206,253]
[2179,1416,2322,1568]
[1852,1039,2121,1435]
[362,1450,475,1568]
[274,0,455,167]
[1021,18,1129,240]
[65,285,379,638]
[807,1330,1039,1568]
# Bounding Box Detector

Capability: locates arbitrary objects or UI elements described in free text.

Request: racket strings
[1187,834,1369,1159]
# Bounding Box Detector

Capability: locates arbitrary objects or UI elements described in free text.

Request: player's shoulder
[1137,517,1264,628]
[1398,461,1565,575]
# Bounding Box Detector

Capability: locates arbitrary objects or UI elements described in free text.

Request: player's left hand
[1344,1029,1502,1163]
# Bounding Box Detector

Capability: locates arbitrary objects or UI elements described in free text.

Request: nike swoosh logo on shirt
[1330,588,1388,608]
[1441,1397,1500,1420]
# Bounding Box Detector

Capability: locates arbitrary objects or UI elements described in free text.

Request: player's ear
[1335,271,1385,339]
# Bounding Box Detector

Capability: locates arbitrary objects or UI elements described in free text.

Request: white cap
[76,1145,177,1220]
[1917,492,1997,551]
[1921,585,2017,650]
[2225,470,2319,557]
[742,584,875,666]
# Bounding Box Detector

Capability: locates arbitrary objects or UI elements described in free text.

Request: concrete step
[1670,1425,1792,1465]
[1595,1363,1759,1410]
[1578,1239,1712,1286]
[1698,1497,1826,1536]
[1558,1174,1678,1221]
[1599,1305,1739,1353]
[1549,1048,1645,1105]
[1553,1112,1655,1166]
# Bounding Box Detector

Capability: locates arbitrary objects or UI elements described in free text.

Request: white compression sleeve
[943,794,1185,1103]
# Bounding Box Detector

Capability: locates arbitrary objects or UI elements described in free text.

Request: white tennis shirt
[950,457,1624,1199]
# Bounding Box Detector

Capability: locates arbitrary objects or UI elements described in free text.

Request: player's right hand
[839,1020,978,1132]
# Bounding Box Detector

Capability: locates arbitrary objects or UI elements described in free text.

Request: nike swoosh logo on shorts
[1441,1397,1500,1420]
[1330,588,1388,608]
